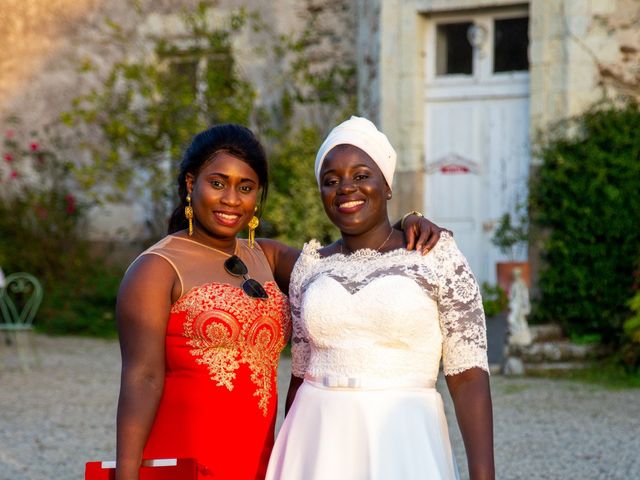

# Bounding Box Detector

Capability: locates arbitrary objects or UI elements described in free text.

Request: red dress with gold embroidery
[136,236,290,479]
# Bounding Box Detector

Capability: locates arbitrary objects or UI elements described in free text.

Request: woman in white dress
[267,116,494,480]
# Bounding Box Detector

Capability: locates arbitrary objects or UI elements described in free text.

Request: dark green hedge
[530,102,640,343]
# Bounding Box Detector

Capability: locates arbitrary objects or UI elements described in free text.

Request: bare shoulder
[256,238,301,269]
[118,253,177,304]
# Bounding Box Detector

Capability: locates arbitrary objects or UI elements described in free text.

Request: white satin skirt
[266,378,460,480]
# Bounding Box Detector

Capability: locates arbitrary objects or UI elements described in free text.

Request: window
[436,22,473,76]
[493,17,529,73]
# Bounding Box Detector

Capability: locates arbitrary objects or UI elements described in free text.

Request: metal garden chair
[0,272,43,370]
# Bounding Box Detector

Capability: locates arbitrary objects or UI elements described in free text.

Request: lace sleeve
[290,242,316,378]
[434,234,489,375]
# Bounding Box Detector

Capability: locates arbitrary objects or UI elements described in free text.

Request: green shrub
[262,126,338,247]
[621,288,640,372]
[0,120,122,337]
[37,266,122,337]
[530,102,640,343]
[491,202,528,261]
[1,121,86,285]
[481,282,508,317]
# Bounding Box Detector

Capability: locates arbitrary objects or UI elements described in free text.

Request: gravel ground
[0,335,638,480]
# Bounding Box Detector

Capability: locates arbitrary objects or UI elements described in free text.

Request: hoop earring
[248,207,259,249]
[185,195,194,236]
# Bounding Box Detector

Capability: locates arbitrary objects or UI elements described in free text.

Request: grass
[500,383,531,395]
[527,360,640,390]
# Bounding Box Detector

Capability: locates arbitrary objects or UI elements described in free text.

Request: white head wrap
[314,116,397,189]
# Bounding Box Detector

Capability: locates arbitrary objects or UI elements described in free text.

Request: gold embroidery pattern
[172,281,291,416]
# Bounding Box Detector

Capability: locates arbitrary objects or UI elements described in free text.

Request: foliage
[481,282,508,317]
[37,266,122,337]
[255,0,356,246]
[527,358,640,390]
[529,102,640,344]
[0,119,86,287]
[264,0,357,129]
[62,1,255,239]
[0,119,120,336]
[621,287,640,372]
[262,126,338,247]
[491,202,529,261]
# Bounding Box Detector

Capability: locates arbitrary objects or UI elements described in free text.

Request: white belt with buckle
[304,373,435,390]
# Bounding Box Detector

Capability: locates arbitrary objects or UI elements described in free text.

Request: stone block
[591,0,616,15]
[540,39,565,75]
[530,324,564,342]
[503,357,525,376]
[566,15,591,38]
[544,6,567,38]
[506,340,602,363]
[564,0,590,17]
[529,39,545,65]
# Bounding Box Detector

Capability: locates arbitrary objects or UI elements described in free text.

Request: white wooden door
[423,9,530,284]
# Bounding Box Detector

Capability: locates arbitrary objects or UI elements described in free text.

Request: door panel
[423,10,530,284]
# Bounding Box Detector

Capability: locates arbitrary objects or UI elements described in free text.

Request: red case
[85,458,198,480]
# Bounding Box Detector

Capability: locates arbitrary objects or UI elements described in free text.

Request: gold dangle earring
[248,206,259,249]
[185,194,194,236]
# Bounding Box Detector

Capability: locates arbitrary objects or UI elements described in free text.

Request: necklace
[340,228,394,255]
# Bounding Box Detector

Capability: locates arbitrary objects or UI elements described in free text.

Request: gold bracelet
[400,210,423,230]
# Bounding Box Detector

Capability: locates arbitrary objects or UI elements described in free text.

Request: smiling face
[319,144,391,235]
[185,151,261,242]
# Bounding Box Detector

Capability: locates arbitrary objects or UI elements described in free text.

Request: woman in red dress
[115,124,442,479]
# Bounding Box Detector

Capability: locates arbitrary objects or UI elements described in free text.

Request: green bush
[262,126,338,247]
[1,120,121,337]
[37,266,122,337]
[0,121,85,285]
[621,286,640,372]
[530,102,640,343]
[481,282,508,317]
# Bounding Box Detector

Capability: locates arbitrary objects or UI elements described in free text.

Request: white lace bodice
[290,233,488,385]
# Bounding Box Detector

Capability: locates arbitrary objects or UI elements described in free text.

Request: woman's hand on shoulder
[401,214,451,255]
[256,239,301,295]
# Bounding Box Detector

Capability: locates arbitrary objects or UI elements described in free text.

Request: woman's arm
[115,256,175,480]
[256,239,301,295]
[446,368,495,480]
[284,374,304,416]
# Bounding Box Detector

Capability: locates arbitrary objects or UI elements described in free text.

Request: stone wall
[0,0,303,135]
[0,0,342,242]
[529,0,640,139]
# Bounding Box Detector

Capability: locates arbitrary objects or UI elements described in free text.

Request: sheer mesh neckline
[170,234,237,256]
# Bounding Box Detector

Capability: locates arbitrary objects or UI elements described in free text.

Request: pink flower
[65,193,76,214]
[30,142,39,151]
[3,153,12,162]
[10,170,18,179]
[5,130,14,139]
